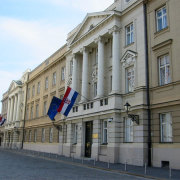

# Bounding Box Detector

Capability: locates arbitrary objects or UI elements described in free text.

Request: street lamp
[124,102,139,125]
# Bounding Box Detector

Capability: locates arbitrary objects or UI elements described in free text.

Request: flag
[0,116,6,126]
[47,96,62,120]
[57,86,78,116]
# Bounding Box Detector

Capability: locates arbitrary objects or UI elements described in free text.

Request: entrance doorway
[85,121,93,157]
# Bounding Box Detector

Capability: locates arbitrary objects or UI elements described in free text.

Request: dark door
[85,121,93,157]
[0,137,1,146]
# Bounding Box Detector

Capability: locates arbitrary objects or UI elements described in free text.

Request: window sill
[154,26,169,38]
[159,141,173,144]
[124,42,134,49]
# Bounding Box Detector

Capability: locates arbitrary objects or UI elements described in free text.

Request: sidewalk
[1,148,180,180]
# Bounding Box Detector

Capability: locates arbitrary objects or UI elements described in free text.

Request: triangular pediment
[8,80,22,92]
[121,50,137,67]
[70,11,115,45]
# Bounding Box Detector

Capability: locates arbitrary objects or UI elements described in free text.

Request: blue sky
[0,0,114,111]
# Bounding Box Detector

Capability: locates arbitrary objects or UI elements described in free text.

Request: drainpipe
[143,1,152,167]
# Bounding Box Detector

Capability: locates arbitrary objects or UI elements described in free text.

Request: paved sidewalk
[1,148,180,180]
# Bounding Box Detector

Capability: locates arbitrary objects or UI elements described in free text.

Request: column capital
[80,46,92,53]
[94,36,108,44]
[108,25,121,34]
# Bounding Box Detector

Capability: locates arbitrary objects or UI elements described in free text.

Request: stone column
[7,98,11,122]
[72,54,78,91]
[96,36,105,97]
[81,47,89,102]
[109,25,121,93]
[13,94,17,122]
[16,93,21,122]
[9,96,14,123]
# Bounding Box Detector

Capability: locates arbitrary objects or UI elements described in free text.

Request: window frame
[43,101,47,116]
[45,77,48,90]
[37,82,40,94]
[52,72,56,86]
[125,23,134,46]
[126,66,135,93]
[42,128,45,143]
[156,5,167,32]
[61,67,65,81]
[49,127,53,143]
[102,120,108,144]
[160,113,173,143]
[124,117,133,143]
[35,104,39,118]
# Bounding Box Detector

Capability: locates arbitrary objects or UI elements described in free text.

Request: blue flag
[47,96,62,121]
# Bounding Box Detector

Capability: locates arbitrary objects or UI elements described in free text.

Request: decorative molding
[94,36,108,44]
[108,25,121,35]
[121,50,137,67]
[152,39,173,51]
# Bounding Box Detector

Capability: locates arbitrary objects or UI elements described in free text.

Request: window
[160,113,172,142]
[30,106,33,119]
[34,129,37,143]
[26,107,29,120]
[45,77,48,90]
[126,23,134,45]
[37,82,40,94]
[42,128,45,142]
[32,85,35,97]
[156,6,167,32]
[35,104,39,118]
[70,60,73,76]
[102,120,108,144]
[63,125,67,143]
[29,130,32,142]
[27,88,30,99]
[52,72,56,86]
[124,118,133,142]
[43,101,47,116]
[72,124,78,144]
[61,67,65,81]
[49,128,53,143]
[126,67,135,92]
[159,55,170,86]
[94,82,97,97]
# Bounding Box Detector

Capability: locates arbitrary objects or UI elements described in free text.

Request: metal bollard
[169,167,172,178]
[125,161,127,171]
[108,160,110,169]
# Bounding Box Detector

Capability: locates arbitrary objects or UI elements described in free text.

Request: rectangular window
[70,60,73,76]
[61,67,65,81]
[126,67,135,92]
[37,82,40,94]
[52,72,56,86]
[30,106,33,119]
[124,118,133,142]
[42,128,45,142]
[160,113,172,142]
[43,101,47,116]
[102,120,108,144]
[49,127,53,143]
[159,55,170,85]
[32,85,35,97]
[126,23,134,45]
[94,82,97,97]
[26,107,29,120]
[156,6,167,32]
[27,88,30,99]
[35,104,39,118]
[45,77,48,90]
[34,129,37,143]
[63,125,67,143]
[72,124,78,144]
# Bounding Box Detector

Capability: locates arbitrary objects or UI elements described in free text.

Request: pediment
[121,50,137,67]
[70,11,115,45]
[8,80,22,92]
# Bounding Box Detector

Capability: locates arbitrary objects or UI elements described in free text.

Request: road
[0,149,150,180]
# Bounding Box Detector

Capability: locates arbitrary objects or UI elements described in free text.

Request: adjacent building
[147,0,180,169]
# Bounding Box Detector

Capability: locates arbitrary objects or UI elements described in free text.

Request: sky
[0,0,114,111]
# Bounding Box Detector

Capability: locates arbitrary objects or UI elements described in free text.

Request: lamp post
[124,102,139,125]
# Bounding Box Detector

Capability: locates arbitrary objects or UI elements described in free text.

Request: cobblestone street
[0,149,150,180]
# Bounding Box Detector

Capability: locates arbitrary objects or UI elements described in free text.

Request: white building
[63,0,149,166]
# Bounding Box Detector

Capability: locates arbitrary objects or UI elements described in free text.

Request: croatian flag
[57,86,78,116]
[0,116,6,126]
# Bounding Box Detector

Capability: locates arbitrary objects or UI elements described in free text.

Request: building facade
[23,45,67,154]
[63,0,149,166]
[147,0,180,169]
[1,69,30,149]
